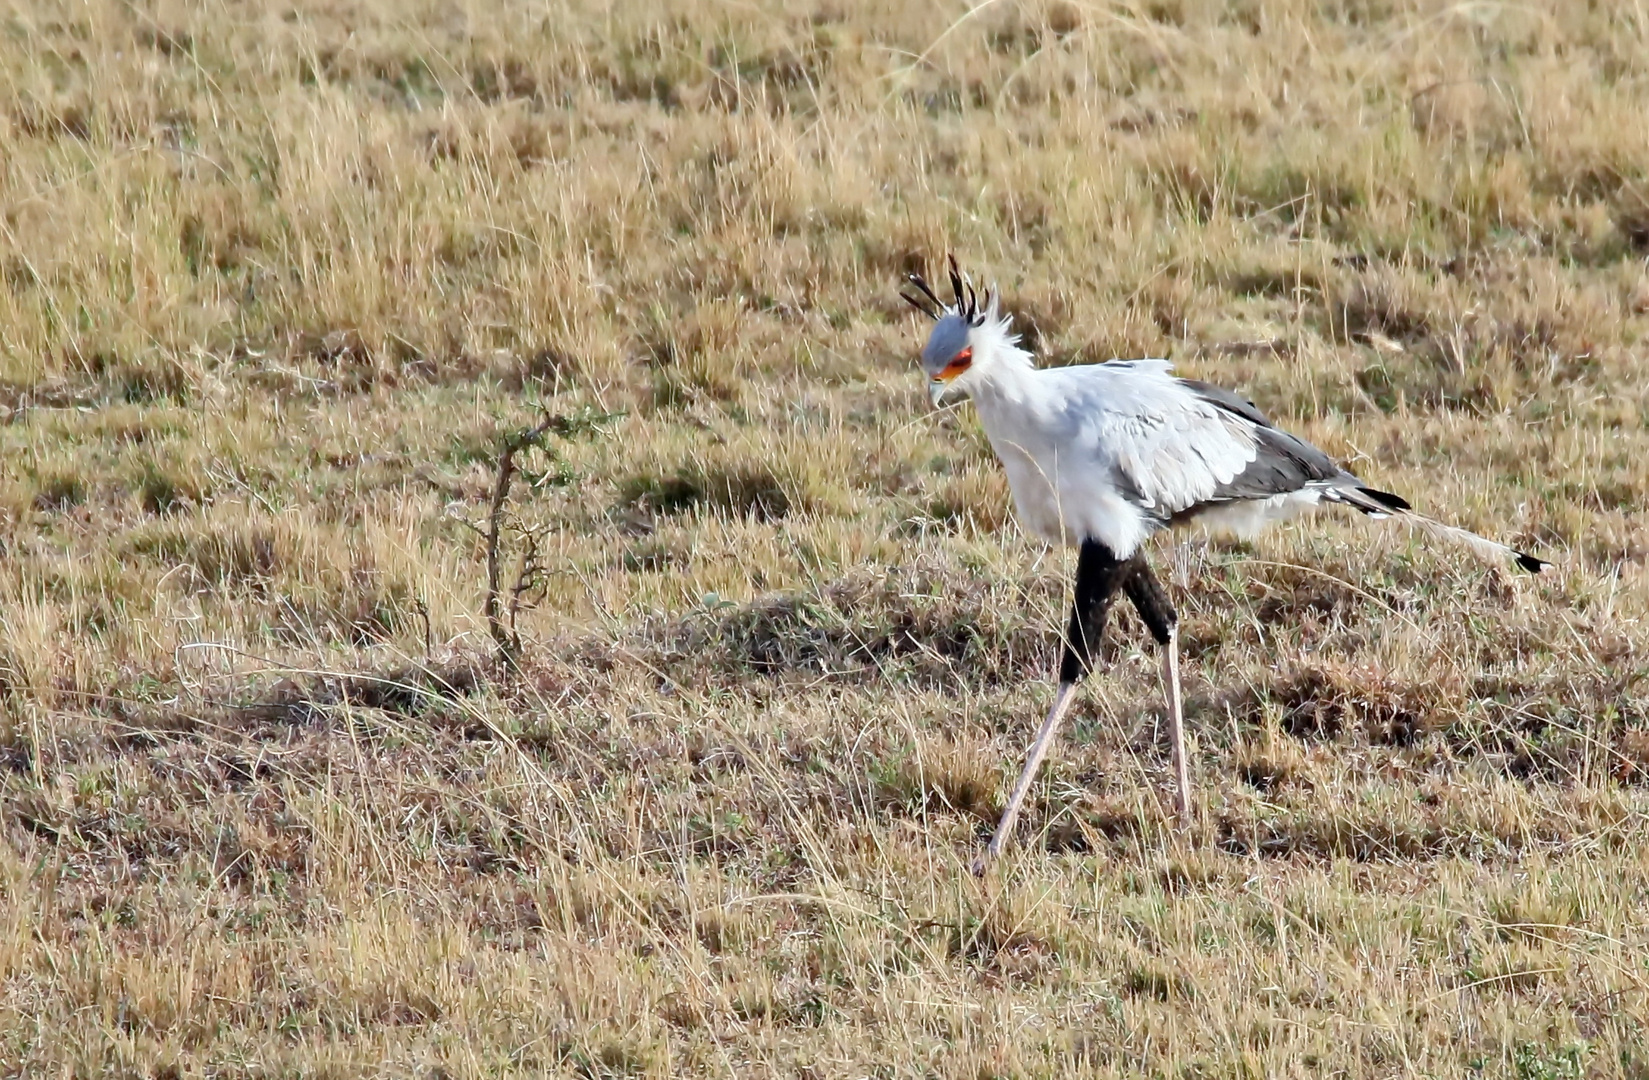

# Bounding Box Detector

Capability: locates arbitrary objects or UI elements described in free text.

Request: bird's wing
[1060,361,1345,518]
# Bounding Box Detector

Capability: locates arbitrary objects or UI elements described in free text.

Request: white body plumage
[964,346,1324,557]
[929,304,1382,561]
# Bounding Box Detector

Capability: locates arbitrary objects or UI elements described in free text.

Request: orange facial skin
[935,347,973,381]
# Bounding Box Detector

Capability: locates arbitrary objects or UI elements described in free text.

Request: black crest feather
[902,272,943,320]
[901,256,988,326]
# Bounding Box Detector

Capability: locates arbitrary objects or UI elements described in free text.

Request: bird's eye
[937,347,973,381]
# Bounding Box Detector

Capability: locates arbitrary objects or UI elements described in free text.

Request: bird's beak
[928,379,963,409]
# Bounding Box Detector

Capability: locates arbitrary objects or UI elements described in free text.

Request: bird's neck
[968,343,1039,410]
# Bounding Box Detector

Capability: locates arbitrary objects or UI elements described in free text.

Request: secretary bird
[901,259,1550,876]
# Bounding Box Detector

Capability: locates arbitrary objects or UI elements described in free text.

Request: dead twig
[484,413,556,671]
[478,404,622,673]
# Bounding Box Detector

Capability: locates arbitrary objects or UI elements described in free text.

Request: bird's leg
[973,540,1131,876]
[1162,623,1189,828]
[972,682,1078,876]
[1123,562,1190,828]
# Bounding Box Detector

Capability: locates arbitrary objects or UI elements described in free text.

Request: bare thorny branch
[484,413,557,672]
[482,406,619,673]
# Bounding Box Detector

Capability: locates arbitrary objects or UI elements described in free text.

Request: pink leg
[972,682,1079,876]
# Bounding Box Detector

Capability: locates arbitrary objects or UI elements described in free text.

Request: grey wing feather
[1177,380,1346,507]
[1063,361,1401,522]
[1178,378,1414,517]
[1202,427,1345,503]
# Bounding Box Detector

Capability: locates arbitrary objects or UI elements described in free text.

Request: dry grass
[3,0,1649,1074]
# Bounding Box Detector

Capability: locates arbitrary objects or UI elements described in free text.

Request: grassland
[2,0,1649,1075]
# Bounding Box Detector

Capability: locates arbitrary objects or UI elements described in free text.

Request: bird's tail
[1327,481,1551,575]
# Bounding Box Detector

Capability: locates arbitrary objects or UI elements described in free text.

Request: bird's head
[902,257,1022,408]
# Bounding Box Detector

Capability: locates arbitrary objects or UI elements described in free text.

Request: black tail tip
[1362,487,1411,512]
[1515,552,1552,574]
